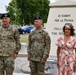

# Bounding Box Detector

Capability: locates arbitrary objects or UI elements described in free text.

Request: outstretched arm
[57,47,60,68]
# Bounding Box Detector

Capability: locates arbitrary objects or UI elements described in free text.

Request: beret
[34,16,42,20]
[1,13,10,19]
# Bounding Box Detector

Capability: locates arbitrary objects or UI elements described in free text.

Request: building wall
[55,0,60,1]
[71,0,76,2]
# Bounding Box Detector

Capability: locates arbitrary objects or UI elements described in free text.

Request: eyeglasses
[65,29,70,30]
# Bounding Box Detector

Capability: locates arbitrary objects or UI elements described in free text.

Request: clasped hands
[28,56,46,64]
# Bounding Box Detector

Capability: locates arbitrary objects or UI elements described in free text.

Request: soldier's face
[2,17,10,25]
[34,20,42,28]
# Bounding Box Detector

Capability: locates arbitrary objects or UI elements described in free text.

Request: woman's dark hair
[63,23,75,36]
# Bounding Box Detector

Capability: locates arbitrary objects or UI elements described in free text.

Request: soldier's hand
[14,54,18,59]
[40,59,46,64]
[57,61,59,69]
[28,56,31,61]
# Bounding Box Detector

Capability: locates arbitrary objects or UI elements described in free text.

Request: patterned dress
[56,36,76,75]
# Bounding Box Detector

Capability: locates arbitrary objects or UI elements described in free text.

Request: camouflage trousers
[29,60,45,75]
[0,56,14,75]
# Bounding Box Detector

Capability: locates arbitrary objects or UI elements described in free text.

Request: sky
[0,0,55,13]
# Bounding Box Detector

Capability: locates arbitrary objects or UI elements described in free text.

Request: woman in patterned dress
[56,23,76,75]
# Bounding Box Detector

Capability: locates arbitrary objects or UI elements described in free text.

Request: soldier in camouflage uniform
[27,16,51,75]
[0,13,21,75]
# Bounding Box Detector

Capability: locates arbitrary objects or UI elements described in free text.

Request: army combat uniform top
[0,25,21,56]
[27,29,51,61]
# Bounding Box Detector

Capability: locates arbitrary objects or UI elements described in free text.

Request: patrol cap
[1,13,10,19]
[34,16,42,20]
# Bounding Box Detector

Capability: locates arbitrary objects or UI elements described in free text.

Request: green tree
[6,0,21,25]
[6,0,50,25]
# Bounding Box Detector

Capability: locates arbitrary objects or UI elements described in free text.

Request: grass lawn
[20,38,28,44]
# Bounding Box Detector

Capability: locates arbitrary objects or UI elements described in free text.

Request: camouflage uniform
[0,25,21,75]
[27,29,51,75]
